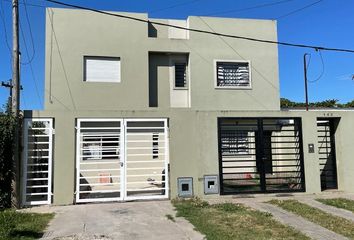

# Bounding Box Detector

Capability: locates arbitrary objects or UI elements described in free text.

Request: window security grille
[152,133,159,159]
[216,62,250,87]
[221,131,249,155]
[174,63,187,88]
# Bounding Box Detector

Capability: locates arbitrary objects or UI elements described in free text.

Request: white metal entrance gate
[22,118,53,206]
[76,119,169,203]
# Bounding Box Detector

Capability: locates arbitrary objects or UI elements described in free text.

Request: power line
[3,0,45,8]
[305,53,311,69]
[276,0,324,19]
[46,8,77,110]
[20,0,36,65]
[45,0,354,54]
[1,0,70,110]
[21,89,28,109]
[20,13,72,110]
[203,0,294,17]
[19,20,42,107]
[1,0,36,64]
[0,0,12,56]
[150,0,203,14]
[308,50,325,83]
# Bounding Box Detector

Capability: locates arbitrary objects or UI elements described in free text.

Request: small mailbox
[204,175,219,194]
[177,177,193,197]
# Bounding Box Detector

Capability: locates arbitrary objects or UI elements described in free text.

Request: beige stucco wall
[23,109,354,205]
[45,8,279,112]
[23,8,352,206]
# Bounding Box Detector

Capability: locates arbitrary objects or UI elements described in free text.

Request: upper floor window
[215,60,251,89]
[174,62,188,89]
[84,56,121,83]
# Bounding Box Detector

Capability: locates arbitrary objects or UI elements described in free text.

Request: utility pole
[1,81,13,109]
[1,80,23,97]
[303,53,310,111]
[11,0,20,208]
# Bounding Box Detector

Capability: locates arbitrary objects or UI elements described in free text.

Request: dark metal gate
[317,118,338,191]
[218,118,305,194]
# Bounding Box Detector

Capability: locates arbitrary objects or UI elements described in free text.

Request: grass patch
[172,198,309,240]
[0,209,54,240]
[269,199,354,239]
[165,214,175,222]
[317,198,354,213]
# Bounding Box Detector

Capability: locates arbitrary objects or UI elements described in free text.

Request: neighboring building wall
[333,114,354,192]
[45,8,280,112]
[24,110,354,205]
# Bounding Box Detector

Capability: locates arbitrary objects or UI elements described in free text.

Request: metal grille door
[76,118,169,203]
[219,119,260,193]
[22,119,53,206]
[76,119,123,203]
[218,118,305,194]
[262,118,305,192]
[124,119,169,200]
[317,119,338,190]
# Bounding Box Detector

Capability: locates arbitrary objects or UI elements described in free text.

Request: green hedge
[0,112,15,209]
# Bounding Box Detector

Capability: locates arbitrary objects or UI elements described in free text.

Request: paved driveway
[25,201,204,240]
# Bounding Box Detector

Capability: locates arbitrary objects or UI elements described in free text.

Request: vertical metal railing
[22,118,53,206]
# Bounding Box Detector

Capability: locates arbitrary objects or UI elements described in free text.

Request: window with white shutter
[84,57,121,83]
[215,60,251,88]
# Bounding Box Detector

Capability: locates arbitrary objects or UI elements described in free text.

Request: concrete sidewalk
[207,191,354,240]
[242,201,347,240]
[24,201,205,240]
[23,192,354,240]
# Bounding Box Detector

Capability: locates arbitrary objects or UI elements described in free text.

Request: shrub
[0,104,15,209]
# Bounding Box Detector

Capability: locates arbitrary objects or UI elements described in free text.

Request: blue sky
[0,0,353,110]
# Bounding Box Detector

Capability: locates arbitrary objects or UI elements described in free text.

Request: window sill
[173,87,189,90]
[215,86,252,90]
[83,81,121,84]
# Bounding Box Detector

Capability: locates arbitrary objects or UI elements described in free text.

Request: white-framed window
[84,56,121,83]
[174,62,188,89]
[214,60,251,89]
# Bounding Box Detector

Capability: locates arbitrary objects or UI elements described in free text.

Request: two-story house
[21,7,354,206]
